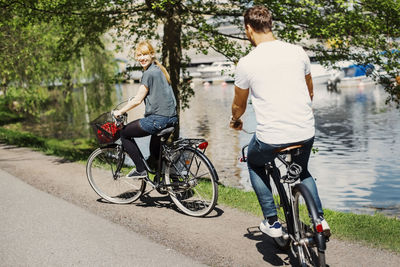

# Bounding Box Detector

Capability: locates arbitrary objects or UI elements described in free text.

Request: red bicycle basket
[90,112,122,144]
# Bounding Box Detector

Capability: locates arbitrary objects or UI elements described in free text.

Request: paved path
[0,144,399,266]
[0,169,205,267]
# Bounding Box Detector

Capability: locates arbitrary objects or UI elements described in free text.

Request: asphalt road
[0,169,206,267]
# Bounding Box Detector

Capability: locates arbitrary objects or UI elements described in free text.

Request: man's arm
[230,85,249,130]
[305,73,314,101]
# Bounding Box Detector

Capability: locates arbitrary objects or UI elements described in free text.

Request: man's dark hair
[244,5,272,33]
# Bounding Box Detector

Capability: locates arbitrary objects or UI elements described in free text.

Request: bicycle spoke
[121,178,143,190]
[86,147,145,204]
[165,147,217,217]
[194,171,210,178]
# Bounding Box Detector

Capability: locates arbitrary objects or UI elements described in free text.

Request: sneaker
[320,217,331,237]
[126,169,147,179]
[259,219,283,238]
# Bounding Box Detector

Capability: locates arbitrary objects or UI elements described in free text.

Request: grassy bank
[0,125,399,253]
[218,185,400,253]
[0,126,94,161]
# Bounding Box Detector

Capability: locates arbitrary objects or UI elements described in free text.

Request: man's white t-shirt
[235,40,315,144]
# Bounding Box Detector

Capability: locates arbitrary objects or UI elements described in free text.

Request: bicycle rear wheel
[165,147,218,217]
[270,172,291,250]
[293,183,326,267]
[86,146,146,204]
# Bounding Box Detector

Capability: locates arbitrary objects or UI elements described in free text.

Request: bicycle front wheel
[165,147,218,217]
[293,183,326,267]
[86,146,146,204]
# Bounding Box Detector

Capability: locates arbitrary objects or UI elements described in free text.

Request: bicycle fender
[293,183,326,251]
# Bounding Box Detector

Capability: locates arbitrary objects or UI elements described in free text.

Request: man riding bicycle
[230,5,330,238]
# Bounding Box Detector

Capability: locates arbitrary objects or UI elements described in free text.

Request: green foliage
[2,0,400,111]
[0,1,117,118]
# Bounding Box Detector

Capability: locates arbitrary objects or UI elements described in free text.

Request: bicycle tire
[86,145,146,204]
[164,146,218,217]
[269,168,291,251]
[293,183,327,267]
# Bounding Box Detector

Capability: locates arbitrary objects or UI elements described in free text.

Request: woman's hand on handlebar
[112,109,124,118]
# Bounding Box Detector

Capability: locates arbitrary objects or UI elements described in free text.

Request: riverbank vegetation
[0,117,399,253]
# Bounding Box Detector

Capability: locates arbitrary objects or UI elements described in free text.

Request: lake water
[176,80,400,218]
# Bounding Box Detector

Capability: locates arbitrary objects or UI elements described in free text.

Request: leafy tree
[3,0,400,109]
[0,0,117,117]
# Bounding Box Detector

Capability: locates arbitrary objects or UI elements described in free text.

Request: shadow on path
[244,226,298,266]
[97,193,225,218]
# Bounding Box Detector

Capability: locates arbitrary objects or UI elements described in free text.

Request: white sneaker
[259,220,283,238]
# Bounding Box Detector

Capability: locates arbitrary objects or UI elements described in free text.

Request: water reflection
[310,84,400,217]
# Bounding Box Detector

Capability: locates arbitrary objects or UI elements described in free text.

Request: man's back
[235,40,314,144]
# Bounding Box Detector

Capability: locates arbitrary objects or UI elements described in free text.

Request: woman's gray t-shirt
[141,63,177,117]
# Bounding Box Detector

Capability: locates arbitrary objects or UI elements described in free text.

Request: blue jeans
[139,114,178,135]
[247,134,323,219]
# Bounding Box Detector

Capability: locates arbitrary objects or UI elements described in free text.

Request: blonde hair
[135,40,171,84]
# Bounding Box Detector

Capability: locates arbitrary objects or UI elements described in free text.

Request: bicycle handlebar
[111,111,127,128]
[111,99,131,127]
[241,128,255,134]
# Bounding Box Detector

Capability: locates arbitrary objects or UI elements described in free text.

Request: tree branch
[186,23,247,40]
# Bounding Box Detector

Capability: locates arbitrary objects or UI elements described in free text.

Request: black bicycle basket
[90,112,122,144]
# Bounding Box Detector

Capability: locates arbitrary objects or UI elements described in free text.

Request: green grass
[0,126,94,161]
[1,124,400,253]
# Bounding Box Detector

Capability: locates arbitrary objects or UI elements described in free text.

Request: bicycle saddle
[275,144,303,153]
[156,126,175,136]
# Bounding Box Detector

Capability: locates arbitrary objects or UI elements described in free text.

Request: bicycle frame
[270,156,326,252]
[241,144,326,252]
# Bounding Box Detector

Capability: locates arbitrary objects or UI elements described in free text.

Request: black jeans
[120,119,161,172]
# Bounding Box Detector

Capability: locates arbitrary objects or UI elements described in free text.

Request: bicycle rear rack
[171,138,208,152]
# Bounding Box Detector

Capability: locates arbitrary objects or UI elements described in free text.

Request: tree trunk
[162,12,182,138]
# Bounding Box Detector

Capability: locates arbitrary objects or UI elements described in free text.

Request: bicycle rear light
[315,223,323,233]
[198,141,208,150]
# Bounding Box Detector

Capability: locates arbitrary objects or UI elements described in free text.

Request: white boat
[327,61,375,90]
[197,61,235,82]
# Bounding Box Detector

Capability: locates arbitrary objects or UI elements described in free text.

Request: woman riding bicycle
[113,40,178,179]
